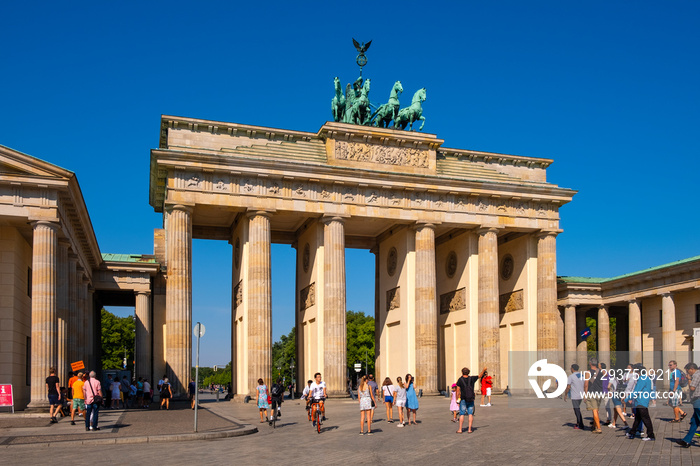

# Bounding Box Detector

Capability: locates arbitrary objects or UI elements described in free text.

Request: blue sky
[2,2,698,365]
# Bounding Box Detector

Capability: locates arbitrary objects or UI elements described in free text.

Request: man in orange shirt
[70,372,86,426]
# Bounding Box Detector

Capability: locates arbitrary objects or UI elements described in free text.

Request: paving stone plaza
[3,393,700,464]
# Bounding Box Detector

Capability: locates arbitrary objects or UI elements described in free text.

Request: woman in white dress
[358,375,376,435]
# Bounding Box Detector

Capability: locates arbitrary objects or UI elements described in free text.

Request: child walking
[450,384,459,422]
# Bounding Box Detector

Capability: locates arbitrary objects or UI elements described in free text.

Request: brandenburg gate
[149,114,576,398]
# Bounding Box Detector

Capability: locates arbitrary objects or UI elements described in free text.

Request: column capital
[535,229,562,239]
[565,303,577,310]
[320,214,348,225]
[597,304,608,310]
[476,226,501,236]
[246,209,275,220]
[413,221,438,231]
[658,291,674,298]
[165,203,194,214]
[30,219,60,230]
[135,290,152,297]
[627,298,640,305]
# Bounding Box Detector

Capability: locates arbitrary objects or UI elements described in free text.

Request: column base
[25,400,50,413]
[326,391,350,399]
[419,390,441,397]
[232,393,253,403]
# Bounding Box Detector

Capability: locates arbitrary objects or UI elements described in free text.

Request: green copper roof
[102,253,158,264]
[559,254,700,284]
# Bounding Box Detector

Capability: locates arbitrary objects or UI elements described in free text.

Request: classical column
[564,304,577,370]
[661,293,676,364]
[83,278,93,370]
[597,305,610,369]
[67,253,78,365]
[537,231,560,355]
[322,216,347,396]
[414,222,438,395]
[628,299,642,364]
[135,291,152,381]
[27,220,59,410]
[247,210,272,396]
[56,240,69,385]
[165,204,193,397]
[78,273,88,365]
[576,309,588,369]
[477,227,499,388]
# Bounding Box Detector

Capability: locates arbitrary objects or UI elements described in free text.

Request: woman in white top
[394,376,407,427]
[382,377,397,423]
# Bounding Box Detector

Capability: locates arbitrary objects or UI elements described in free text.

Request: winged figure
[352,38,372,54]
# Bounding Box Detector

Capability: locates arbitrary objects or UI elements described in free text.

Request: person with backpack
[668,360,688,423]
[269,378,284,425]
[159,377,172,410]
[455,366,487,434]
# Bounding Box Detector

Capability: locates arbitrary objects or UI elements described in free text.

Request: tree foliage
[346,310,374,376]
[272,327,296,384]
[101,308,135,371]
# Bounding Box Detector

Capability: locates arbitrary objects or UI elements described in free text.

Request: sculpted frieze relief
[387,286,400,312]
[440,288,466,314]
[174,171,558,220]
[233,280,243,309]
[300,282,316,311]
[335,141,429,168]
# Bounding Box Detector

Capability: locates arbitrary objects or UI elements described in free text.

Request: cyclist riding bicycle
[309,372,327,425]
[302,379,313,412]
[268,378,284,425]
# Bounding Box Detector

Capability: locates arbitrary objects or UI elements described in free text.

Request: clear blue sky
[2,2,698,366]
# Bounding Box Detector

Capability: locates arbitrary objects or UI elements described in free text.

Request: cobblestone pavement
[3,394,700,465]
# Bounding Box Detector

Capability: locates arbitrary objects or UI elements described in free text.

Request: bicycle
[310,398,324,433]
[269,399,281,429]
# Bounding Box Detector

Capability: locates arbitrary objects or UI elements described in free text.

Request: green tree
[201,363,232,388]
[100,308,135,371]
[346,310,374,377]
[272,327,296,384]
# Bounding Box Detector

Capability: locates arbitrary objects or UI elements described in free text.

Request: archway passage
[150,116,575,398]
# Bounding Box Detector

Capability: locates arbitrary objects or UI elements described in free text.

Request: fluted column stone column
[135,291,152,381]
[597,305,610,369]
[537,231,560,355]
[661,293,677,364]
[67,253,78,365]
[165,204,193,397]
[628,299,642,364]
[322,216,347,396]
[56,240,69,384]
[27,220,59,409]
[477,227,500,389]
[78,272,88,365]
[564,304,577,370]
[576,309,588,369]
[414,222,438,395]
[247,210,272,396]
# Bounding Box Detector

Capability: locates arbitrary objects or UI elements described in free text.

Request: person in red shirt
[480,371,494,407]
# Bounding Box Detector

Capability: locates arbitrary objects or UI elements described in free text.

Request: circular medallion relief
[234,237,241,269]
[387,247,398,277]
[446,251,457,278]
[500,254,514,281]
[303,243,310,273]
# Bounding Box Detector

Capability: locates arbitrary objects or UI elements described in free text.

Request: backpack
[458,377,475,402]
[680,371,689,388]
[271,384,282,397]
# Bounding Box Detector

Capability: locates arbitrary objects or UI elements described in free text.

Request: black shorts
[310,398,325,406]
